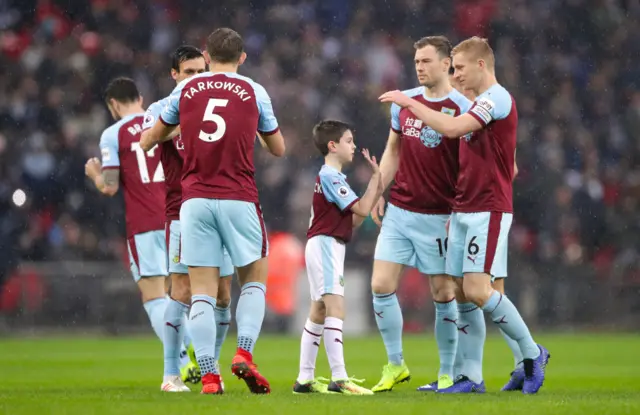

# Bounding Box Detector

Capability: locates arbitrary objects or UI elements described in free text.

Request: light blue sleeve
[142,100,165,130]
[390,103,401,132]
[319,172,359,211]
[99,126,120,168]
[252,82,279,134]
[469,86,513,125]
[160,82,187,126]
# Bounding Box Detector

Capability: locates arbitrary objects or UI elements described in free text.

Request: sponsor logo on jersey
[420,126,442,148]
[402,114,445,148]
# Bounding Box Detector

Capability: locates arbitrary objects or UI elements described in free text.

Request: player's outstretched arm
[350,149,382,218]
[379,130,401,191]
[379,90,482,138]
[140,122,176,152]
[85,158,119,196]
[371,129,401,226]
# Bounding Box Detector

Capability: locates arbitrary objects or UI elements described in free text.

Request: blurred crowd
[1,0,639,302]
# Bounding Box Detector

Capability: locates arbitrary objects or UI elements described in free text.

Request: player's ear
[170,68,178,81]
[138,94,144,107]
[443,57,451,73]
[108,99,119,117]
[203,50,211,65]
[238,52,247,66]
[477,58,485,70]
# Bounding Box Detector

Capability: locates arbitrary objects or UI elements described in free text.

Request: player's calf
[214,274,232,366]
[232,258,270,394]
[139,276,169,342]
[371,260,407,385]
[429,274,458,386]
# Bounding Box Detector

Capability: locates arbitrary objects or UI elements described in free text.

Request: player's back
[100,113,165,236]
[307,165,357,243]
[143,97,184,221]
[164,71,278,204]
[390,87,472,213]
[456,83,517,213]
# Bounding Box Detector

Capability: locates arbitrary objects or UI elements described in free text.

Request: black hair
[104,77,140,104]
[171,45,204,71]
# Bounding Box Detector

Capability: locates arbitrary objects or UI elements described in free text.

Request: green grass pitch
[0,334,639,414]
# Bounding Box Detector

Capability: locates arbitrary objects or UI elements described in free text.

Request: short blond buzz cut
[452,36,495,70]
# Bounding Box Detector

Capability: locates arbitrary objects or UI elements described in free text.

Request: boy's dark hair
[104,77,140,104]
[206,28,244,64]
[171,45,204,71]
[312,120,352,156]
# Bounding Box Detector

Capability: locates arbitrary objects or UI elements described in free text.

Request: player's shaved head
[313,120,352,156]
[452,37,495,70]
[104,77,140,104]
[206,28,244,64]
[414,36,452,59]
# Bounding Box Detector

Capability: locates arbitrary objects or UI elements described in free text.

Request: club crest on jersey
[338,186,350,198]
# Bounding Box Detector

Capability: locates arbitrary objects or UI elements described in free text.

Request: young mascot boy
[293,120,383,395]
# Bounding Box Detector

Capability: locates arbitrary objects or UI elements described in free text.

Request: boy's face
[330,130,356,163]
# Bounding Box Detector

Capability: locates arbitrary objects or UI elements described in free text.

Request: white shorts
[446,212,513,278]
[305,235,346,301]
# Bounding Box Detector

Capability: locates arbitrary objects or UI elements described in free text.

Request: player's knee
[170,275,191,303]
[492,277,505,294]
[215,277,232,308]
[309,302,326,323]
[429,275,457,302]
[215,294,231,309]
[462,283,490,306]
[371,275,395,295]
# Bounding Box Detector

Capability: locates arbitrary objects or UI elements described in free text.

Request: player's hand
[371,196,386,227]
[85,157,102,179]
[379,90,412,108]
[361,148,380,173]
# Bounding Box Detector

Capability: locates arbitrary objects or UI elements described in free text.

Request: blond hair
[452,37,495,70]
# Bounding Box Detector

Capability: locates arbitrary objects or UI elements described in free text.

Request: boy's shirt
[306,164,359,243]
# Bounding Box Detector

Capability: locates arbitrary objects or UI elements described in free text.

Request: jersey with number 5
[99,113,165,237]
[160,71,279,204]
